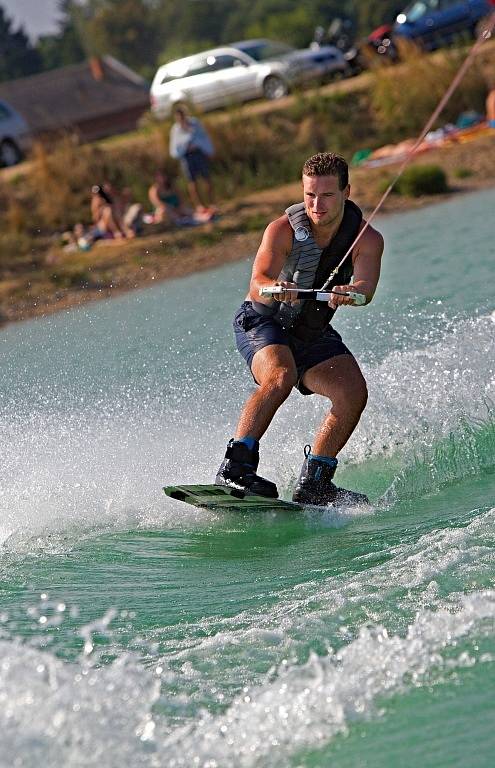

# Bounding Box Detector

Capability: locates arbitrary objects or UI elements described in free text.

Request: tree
[83,0,164,74]
[29,0,410,79]
[0,4,42,81]
[37,0,163,76]
[355,0,405,36]
[155,0,231,63]
[36,1,85,71]
[245,7,319,49]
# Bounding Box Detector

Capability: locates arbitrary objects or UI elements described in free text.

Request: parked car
[232,39,349,84]
[0,99,31,167]
[393,0,494,50]
[150,39,348,119]
[311,19,366,76]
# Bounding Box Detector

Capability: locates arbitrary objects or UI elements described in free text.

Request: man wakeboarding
[215,152,384,505]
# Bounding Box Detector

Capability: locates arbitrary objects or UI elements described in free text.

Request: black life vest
[289,199,362,342]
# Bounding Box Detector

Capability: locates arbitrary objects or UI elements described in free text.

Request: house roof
[0,56,150,134]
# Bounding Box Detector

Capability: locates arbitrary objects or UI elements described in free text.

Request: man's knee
[356,380,368,413]
[331,375,368,415]
[261,366,296,398]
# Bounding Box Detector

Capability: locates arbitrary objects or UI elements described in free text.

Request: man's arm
[330,223,384,308]
[192,120,214,157]
[249,216,296,306]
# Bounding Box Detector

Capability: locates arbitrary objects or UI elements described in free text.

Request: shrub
[453,166,473,179]
[396,164,448,196]
[376,175,398,195]
[207,111,299,194]
[290,88,378,151]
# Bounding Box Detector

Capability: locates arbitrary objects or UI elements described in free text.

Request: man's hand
[273,280,300,305]
[329,284,359,309]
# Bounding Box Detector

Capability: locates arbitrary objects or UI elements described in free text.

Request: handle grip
[337,290,367,306]
[259,286,286,297]
[259,286,366,306]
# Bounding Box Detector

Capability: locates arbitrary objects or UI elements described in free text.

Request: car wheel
[0,139,22,167]
[263,76,288,100]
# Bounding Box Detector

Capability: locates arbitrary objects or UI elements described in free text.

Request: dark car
[393,0,494,50]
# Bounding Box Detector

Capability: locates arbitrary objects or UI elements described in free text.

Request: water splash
[161,590,495,767]
[0,312,493,551]
[381,410,495,505]
[1,508,495,766]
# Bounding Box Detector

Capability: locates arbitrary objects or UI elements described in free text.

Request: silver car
[150,39,346,118]
[0,99,31,167]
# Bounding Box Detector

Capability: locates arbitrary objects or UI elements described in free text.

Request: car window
[402,0,440,22]
[187,55,222,77]
[160,53,243,84]
[159,60,191,84]
[159,54,212,84]
[237,41,294,61]
[208,55,247,70]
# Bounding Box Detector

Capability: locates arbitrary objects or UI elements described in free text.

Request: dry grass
[371,43,491,141]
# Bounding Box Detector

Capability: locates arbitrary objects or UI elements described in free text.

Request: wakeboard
[163,484,301,512]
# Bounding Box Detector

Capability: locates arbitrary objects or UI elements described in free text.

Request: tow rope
[261,10,495,303]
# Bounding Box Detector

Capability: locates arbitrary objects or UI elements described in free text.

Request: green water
[0,188,494,766]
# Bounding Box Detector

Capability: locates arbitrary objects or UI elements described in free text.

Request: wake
[0,312,493,550]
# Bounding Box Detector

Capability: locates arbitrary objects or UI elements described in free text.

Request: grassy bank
[1,42,494,325]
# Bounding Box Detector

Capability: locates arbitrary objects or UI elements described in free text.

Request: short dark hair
[302,152,349,190]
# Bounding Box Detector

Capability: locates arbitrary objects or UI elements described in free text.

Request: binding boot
[215,439,278,498]
[292,445,369,506]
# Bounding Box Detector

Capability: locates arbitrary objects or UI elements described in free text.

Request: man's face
[302,173,349,228]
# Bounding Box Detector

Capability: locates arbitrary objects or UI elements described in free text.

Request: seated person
[103,181,143,237]
[74,222,93,251]
[148,171,190,224]
[60,222,94,253]
[90,184,127,240]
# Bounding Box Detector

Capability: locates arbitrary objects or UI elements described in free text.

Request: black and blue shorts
[181,149,210,182]
[233,301,353,396]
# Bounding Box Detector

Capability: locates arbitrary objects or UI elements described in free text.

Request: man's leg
[235,344,297,439]
[187,179,202,209]
[216,344,297,497]
[293,354,369,505]
[200,174,215,209]
[301,354,367,456]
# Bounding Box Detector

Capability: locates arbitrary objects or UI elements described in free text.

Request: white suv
[150,40,332,119]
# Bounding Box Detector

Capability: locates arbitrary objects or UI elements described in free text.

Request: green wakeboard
[163,484,301,512]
